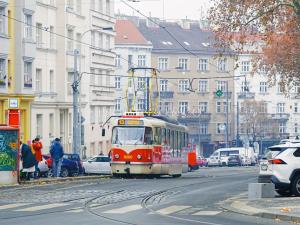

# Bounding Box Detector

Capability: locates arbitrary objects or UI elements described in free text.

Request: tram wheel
[172,174,182,178]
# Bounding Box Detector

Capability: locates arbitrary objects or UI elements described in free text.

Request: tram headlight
[137,154,142,160]
[114,154,120,159]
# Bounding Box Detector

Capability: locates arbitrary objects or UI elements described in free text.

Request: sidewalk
[0,175,112,188]
[221,193,300,223]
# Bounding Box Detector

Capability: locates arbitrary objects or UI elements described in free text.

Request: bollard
[248,183,275,200]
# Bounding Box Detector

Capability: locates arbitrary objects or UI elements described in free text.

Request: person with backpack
[50,138,64,177]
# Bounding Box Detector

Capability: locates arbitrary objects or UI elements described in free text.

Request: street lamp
[72,27,113,155]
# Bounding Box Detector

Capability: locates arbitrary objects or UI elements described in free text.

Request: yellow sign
[127,120,142,125]
[124,155,133,160]
[118,119,126,125]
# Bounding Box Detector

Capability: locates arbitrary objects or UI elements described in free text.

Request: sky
[115,0,212,21]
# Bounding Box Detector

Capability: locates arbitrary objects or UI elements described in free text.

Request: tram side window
[167,129,170,146]
[154,127,162,145]
[144,127,153,145]
[170,130,174,157]
[162,128,166,145]
[174,131,178,157]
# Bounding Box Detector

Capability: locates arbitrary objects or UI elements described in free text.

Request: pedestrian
[32,137,43,178]
[50,138,64,177]
[20,141,37,180]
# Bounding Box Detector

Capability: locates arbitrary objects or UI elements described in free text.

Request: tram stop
[0,126,19,185]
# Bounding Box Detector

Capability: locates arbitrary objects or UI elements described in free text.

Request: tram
[109,112,189,177]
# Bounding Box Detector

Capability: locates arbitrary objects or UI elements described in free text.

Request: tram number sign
[118,119,144,126]
[124,155,133,160]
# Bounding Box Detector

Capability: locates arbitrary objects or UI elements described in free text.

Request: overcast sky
[115,0,212,21]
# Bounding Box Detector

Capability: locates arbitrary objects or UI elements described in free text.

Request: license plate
[260,164,268,171]
[124,155,133,160]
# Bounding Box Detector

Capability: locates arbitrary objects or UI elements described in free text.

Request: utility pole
[236,101,240,147]
[226,81,229,147]
[72,49,80,154]
[198,111,202,155]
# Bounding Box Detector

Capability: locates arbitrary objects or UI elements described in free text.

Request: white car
[270,145,300,196]
[20,156,49,177]
[83,155,111,174]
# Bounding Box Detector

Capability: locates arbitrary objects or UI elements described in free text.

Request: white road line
[0,203,30,210]
[103,205,143,214]
[192,211,221,216]
[156,205,191,215]
[15,203,69,212]
[68,208,84,213]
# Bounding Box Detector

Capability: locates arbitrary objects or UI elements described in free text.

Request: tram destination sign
[118,119,144,126]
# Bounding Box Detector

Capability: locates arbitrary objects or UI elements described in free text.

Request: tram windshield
[112,126,153,145]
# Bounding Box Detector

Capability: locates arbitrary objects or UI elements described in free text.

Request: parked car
[83,155,111,174]
[44,154,79,177]
[227,155,242,167]
[63,153,84,174]
[20,155,49,178]
[270,145,300,196]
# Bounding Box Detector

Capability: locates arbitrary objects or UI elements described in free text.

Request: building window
[198,80,208,93]
[49,113,54,137]
[241,61,250,73]
[259,82,267,93]
[67,72,73,94]
[137,99,145,111]
[67,0,74,9]
[277,103,285,113]
[179,79,189,92]
[295,123,298,134]
[0,58,6,86]
[0,7,5,34]
[24,61,32,88]
[90,106,95,124]
[36,23,43,48]
[115,76,121,89]
[179,101,188,115]
[91,31,95,47]
[106,0,110,15]
[50,26,54,49]
[115,98,121,112]
[105,34,110,49]
[159,102,172,114]
[36,69,42,92]
[160,80,168,92]
[199,102,208,113]
[241,81,249,92]
[277,84,285,93]
[295,103,298,113]
[24,14,33,39]
[158,58,168,70]
[36,114,43,138]
[216,123,225,134]
[216,102,222,113]
[216,81,227,92]
[67,28,74,51]
[128,55,133,69]
[137,77,145,90]
[97,69,102,85]
[223,101,231,113]
[105,71,110,86]
[260,102,268,113]
[138,55,146,67]
[98,32,103,48]
[198,59,208,71]
[76,33,81,52]
[115,55,121,67]
[217,58,227,72]
[50,70,54,92]
[279,122,286,134]
[178,58,188,70]
[200,123,208,134]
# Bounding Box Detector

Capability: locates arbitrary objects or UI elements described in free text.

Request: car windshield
[112,126,153,145]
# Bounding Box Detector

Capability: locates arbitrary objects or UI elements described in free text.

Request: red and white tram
[109,112,189,177]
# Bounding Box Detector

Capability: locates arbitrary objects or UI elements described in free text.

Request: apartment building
[0,0,35,143]
[137,19,236,156]
[114,19,152,114]
[29,0,115,157]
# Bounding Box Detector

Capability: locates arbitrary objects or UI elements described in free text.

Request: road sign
[216,90,223,97]
[219,124,226,130]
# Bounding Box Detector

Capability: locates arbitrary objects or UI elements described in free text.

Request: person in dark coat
[50,138,64,177]
[20,141,37,180]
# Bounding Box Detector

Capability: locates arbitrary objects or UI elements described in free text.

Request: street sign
[219,124,226,130]
[216,90,223,97]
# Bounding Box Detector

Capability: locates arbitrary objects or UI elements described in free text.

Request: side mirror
[102,128,105,137]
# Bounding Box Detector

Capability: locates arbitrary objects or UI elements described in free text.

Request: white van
[208,147,255,167]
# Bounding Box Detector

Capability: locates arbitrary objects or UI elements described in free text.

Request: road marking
[103,205,143,214]
[192,211,221,216]
[156,205,191,215]
[15,203,69,212]
[0,203,30,210]
[68,208,84,213]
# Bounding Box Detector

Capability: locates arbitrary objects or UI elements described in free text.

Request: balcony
[178,113,211,124]
[271,113,290,121]
[213,91,232,99]
[153,91,174,99]
[238,92,255,99]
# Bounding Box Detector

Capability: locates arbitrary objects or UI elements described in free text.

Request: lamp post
[72,27,113,155]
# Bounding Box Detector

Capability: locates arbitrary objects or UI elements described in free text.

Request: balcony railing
[153,91,174,99]
[178,113,211,123]
[237,92,255,99]
[271,113,290,120]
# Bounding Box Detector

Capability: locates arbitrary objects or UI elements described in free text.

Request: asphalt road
[0,167,293,225]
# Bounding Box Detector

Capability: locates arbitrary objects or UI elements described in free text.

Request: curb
[220,198,300,223]
[0,175,112,188]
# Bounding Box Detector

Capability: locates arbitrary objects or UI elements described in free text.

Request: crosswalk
[0,203,222,217]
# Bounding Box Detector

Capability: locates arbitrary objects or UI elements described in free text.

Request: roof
[115,20,150,46]
[138,20,228,54]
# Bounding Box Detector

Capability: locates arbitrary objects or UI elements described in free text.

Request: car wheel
[222,162,226,167]
[48,169,53,177]
[72,171,79,177]
[276,189,292,197]
[291,175,300,197]
[60,168,69,177]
